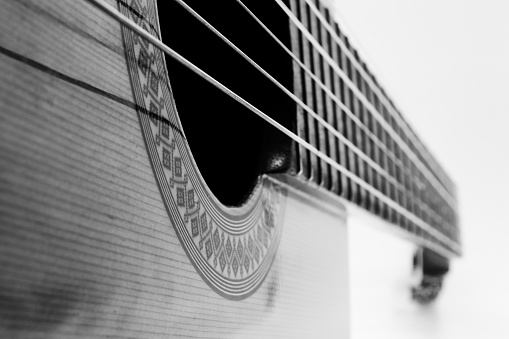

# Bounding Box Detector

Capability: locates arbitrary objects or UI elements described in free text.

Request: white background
[322,0,509,337]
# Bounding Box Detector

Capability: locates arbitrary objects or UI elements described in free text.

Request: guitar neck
[285,0,459,256]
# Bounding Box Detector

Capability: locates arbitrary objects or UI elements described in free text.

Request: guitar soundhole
[157,0,295,206]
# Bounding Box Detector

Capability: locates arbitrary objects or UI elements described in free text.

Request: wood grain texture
[0,0,349,337]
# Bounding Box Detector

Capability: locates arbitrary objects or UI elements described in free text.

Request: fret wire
[386,124,396,220]
[341,63,357,199]
[328,18,349,197]
[275,0,456,208]
[371,91,381,195]
[288,0,310,179]
[359,32,381,204]
[320,3,340,193]
[360,106,370,181]
[298,0,321,185]
[304,0,451,195]
[86,0,460,253]
[309,0,330,187]
[350,52,365,203]
[379,119,390,215]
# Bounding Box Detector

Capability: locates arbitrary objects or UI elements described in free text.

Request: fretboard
[287,0,459,256]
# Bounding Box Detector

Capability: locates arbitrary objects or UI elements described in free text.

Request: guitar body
[0,0,349,337]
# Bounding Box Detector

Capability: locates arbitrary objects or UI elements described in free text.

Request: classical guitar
[0,0,460,337]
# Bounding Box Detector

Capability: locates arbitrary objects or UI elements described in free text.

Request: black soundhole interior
[157,0,295,206]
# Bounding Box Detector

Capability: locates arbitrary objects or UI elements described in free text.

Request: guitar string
[178,0,456,216]
[273,0,456,207]
[232,0,454,226]
[173,3,394,187]
[175,0,455,227]
[115,0,453,232]
[91,0,459,251]
[85,0,460,253]
[303,0,451,191]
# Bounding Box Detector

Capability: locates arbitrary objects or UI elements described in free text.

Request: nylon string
[176,0,453,228]
[85,0,460,253]
[177,0,455,212]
